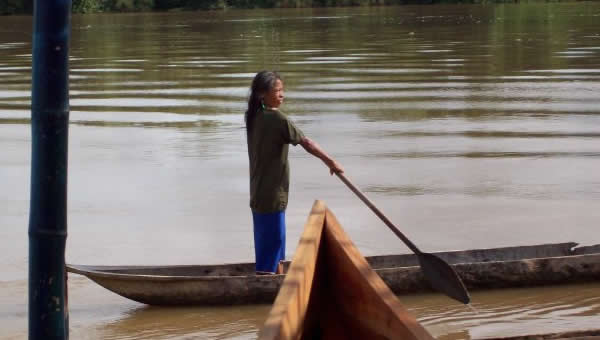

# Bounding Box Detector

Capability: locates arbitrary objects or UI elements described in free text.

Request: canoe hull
[67,241,600,306]
[77,273,284,305]
[379,253,600,296]
[67,261,286,305]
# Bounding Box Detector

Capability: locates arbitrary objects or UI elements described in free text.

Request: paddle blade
[418,253,471,304]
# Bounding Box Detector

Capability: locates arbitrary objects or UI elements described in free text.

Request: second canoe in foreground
[259,200,434,340]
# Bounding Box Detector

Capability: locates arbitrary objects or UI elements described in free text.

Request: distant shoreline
[1,0,596,16]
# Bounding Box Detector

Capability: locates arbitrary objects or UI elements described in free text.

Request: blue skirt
[252,210,285,273]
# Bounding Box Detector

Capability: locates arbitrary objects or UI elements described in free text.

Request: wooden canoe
[67,232,600,306]
[258,200,434,340]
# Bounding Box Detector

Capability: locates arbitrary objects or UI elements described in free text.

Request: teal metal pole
[29,0,71,339]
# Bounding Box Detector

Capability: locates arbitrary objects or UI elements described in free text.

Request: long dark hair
[245,71,281,134]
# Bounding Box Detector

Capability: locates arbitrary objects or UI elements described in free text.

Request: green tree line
[1,0,572,15]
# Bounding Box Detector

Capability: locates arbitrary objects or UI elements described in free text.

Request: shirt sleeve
[278,111,305,146]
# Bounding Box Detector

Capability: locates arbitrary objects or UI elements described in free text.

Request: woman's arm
[299,137,344,175]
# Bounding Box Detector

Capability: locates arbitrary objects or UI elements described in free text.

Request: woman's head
[246,71,283,132]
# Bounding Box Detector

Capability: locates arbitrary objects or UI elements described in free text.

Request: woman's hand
[328,159,344,176]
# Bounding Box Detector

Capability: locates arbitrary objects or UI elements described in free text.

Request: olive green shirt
[247,108,305,213]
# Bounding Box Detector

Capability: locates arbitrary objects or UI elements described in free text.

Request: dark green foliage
[227,0,275,8]
[72,0,101,13]
[1,0,588,14]
[0,0,32,15]
[133,0,154,11]
[185,0,227,10]
[99,0,118,10]
[154,0,187,9]
[71,0,154,12]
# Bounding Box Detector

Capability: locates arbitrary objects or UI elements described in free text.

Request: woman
[245,71,344,275]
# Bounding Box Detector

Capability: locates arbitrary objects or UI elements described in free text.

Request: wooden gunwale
[68,241,597,279]
[67,264,255,281]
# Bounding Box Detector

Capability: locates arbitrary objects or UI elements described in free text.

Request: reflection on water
[412,283,600,340]
[62,282,600,340]
[87,305,270,340]
[1,3,600,339]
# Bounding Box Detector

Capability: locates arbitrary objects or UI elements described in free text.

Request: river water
[1,3,599,339]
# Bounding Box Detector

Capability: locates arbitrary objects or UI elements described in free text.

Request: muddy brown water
[1,3,599,339]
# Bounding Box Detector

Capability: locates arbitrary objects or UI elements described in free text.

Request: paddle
[335,172,471,304]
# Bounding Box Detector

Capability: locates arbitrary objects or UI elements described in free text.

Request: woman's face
[263,79,284,109]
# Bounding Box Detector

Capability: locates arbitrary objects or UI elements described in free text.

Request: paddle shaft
[334,172,471,304]
[335,172,421,255]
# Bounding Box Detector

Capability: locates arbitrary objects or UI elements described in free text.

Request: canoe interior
[67,241,597,278]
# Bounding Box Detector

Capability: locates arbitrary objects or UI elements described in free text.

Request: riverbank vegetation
[1,0,588,15]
